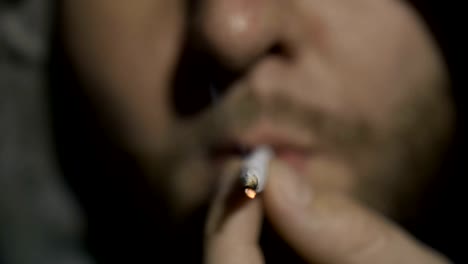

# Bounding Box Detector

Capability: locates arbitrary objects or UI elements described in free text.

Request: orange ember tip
[245,188,257,199]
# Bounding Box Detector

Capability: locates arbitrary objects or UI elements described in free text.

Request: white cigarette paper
[240,145,274,195]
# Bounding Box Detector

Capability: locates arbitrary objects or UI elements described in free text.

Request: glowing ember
[245,188,257,199]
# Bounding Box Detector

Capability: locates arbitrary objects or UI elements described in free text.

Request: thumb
[263,160,450,264]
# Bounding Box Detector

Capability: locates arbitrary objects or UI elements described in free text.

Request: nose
[172,0,289,118]
[196,0,284,70]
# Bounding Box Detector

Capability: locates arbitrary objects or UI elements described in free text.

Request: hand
[204,160,451,264]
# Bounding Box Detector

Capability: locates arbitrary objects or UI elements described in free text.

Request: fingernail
[273,161,311,207]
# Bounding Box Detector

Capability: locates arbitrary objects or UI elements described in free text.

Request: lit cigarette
[240,146,274,199]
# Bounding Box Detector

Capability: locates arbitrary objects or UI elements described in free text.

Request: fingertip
[205,158,264,245]
[204,197,264,264]
[264,160,312,215]
[205,187,263,240]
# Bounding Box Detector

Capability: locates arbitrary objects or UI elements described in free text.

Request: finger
[204,160,264,264]
[263,160,451,264]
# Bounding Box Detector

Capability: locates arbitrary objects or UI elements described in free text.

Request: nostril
[267,42,293,63]
[269,43,285,55]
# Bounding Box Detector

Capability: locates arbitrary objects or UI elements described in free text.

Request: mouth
[208,124,315,174]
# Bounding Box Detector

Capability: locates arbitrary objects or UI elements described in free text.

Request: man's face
[63,0,454,218]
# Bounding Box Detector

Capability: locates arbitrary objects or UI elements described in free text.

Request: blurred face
[63,0,454,218]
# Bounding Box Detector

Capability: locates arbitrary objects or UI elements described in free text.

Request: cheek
[308,0,446,128]
[63,0,185,152]
[295,0,451,215]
